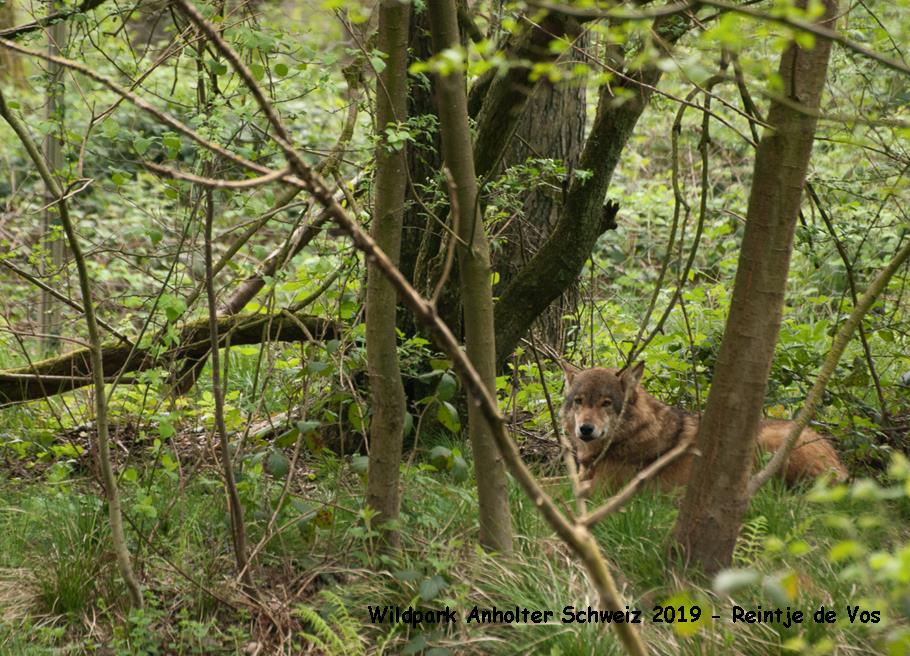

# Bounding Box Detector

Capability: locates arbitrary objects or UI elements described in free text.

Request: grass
[0,432,907,654]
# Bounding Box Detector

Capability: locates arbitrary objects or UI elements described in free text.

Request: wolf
[560,362,848,490]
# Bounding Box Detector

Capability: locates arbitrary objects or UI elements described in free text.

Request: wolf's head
[560,362,644,445]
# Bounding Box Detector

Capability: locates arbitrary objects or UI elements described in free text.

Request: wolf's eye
[573,397,582,405]
[602,399,612,407]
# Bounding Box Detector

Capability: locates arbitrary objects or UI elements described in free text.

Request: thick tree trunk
[493,13,691,364]
[365,0,410,549]
[427,0,513,553]
[471,11,583,179]
[404,4,459,336]
[494,62,587,346]
[497,75,586,277]
[673,0,838,573]
[404,7,587,343]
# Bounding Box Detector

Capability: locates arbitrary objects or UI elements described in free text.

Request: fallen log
[0,311,339,405]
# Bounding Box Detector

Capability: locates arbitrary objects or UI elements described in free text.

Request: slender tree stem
[0,89,143,608]
[203,185,254,588]
[427,0,514,554]
[365,0,410,549]
[749,235,910,494]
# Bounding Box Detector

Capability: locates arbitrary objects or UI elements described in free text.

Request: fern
[295,590,365,656]
[734,515,769,566]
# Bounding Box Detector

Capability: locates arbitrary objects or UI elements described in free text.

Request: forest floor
[0,418,908,655]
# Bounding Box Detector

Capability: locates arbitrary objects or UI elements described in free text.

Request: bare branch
[0,0,110,39]
[582,439,696,528]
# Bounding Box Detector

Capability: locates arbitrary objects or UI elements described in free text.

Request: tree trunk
[41,5,65,353]
[427,0,513,553]
[0,1,24,84]
[365,0,410,549]
[673,0,838,573]
[0,311,338,404]
[471,11,583,179]
[493,13,691,364]
[403,4,458,336]
[404,6,587,343]
[493,58,587,346]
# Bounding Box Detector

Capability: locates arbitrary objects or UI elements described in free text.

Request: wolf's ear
[620,361,645,390]
[561,362,581,389]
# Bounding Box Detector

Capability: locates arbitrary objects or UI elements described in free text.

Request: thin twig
[0,259,132,345]
[748,235,910,494]
[582,438,696,527]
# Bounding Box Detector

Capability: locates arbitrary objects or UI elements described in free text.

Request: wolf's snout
[578,424,596,441]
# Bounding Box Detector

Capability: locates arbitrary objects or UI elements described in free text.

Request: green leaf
[418,574,447,601]
[133,137,154,155]
[429,445,452,471]
[347,402,367,432]
[146,228,163,246]
[274,62,289,77]
[296,420,321,435]
[161,294,187,322]
[403,412,414,437]
[437,401,460,433]
[451,455,469,482]
[265,449,290,478]
[402,635,428,656]
[102,120,120,139]
[157,417,176,439]
[828,540,863,562]
[162,133,181,153]
[436,373,457,402]
[275,428,299,448]
[307,361,330,375]
[351,454,369,475]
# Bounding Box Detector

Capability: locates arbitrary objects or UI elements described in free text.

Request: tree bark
[472,11,583,179]
[427,0,513,553]
[493,53,587,346]
[673,0,838,573]
[41,4,65,353]
[404,6,587,341]
[493,14,690,364]
[403,4,458,336]
[0,1,24,84]
[365,0,410,549]
[0,311,338,404]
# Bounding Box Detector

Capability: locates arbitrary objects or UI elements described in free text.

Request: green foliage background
[0,0,909,653]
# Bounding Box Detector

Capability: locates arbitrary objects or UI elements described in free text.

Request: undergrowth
[0,434,907,655]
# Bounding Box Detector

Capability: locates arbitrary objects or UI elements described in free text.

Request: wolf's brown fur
[561,363,848,490]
